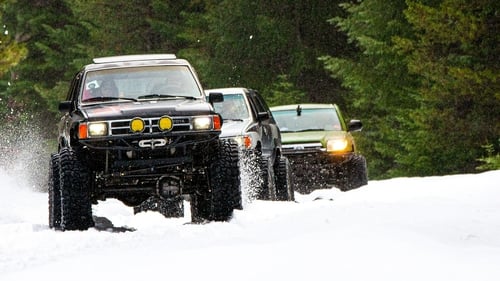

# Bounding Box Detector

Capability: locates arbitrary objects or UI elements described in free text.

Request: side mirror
[208,92,224,104]
[58,101,72,113]
[257,111,270,121]
[347,119,363,132]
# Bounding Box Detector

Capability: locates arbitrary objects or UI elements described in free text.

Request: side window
[246,91,260,118]
[249,90,267,113]
[67,71,84,102]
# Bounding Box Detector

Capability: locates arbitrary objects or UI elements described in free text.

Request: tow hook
[139,139,167,149]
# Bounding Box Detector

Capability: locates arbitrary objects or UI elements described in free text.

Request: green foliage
[0,32,27,76]
[1,0,91,125]
[321,0,419,178]
[1,0,497,178]
[323,0,499,178]
[476,141,500,171]
[38,81,70,113]
[200,0,293,89]
[71,0,158,56]
[264,75,308,107]
[395,0,500,175]
[184,0,350,106]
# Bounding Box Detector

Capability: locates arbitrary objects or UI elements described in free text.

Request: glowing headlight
[88,122,108,137]
[234,135,252,148]
[158,116,173,131]
[130,118,145,133]
[193,117,212,130]
[327,138,348,152]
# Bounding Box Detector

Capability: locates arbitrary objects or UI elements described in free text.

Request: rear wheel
[48,153,61,229]
[59,148,94,231]
[275,156,294,201]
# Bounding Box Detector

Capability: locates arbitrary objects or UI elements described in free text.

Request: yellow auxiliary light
[130,118,145,133]
[158,116,173,131]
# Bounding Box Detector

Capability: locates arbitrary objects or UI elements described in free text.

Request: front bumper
[79,131,220,151]
[283,149,355,193]
[76,132,219,198]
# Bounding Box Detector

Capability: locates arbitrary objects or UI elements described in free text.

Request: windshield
[272,108,342,132]
[81,66,202,103]
[212,94,250,120]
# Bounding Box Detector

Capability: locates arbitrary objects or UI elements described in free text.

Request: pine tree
[182,0,350,107]
[395,0,500,175]
[321,0,419,178]
[1,0,91,117]
[324,0,499,177]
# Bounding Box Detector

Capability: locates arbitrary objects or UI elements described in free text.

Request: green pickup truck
[270,104,368,193]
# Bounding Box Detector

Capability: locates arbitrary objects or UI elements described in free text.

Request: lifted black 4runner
[49,54,241,231]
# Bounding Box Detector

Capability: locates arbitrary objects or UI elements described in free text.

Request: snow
[1,167,500,281]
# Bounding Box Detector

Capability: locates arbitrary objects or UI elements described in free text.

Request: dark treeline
[0,0,498,179]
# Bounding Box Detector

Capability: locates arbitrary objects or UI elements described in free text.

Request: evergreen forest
[0,0,498,179]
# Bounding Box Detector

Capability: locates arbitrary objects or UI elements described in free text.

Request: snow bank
[1,169,499,281]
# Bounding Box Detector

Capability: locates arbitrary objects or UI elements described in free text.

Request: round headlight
[158,116,173,131]
[130,118,145,133]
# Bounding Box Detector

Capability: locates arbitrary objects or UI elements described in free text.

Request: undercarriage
[81,137,215,206]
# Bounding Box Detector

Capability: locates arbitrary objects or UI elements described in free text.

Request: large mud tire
[275,156,294,201]
[48,153,61,229]
[337,155,368,191]
[256,152,276,200]
[191,139,241,222]
[59,148,94,231]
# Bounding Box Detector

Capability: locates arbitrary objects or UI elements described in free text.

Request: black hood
[81,99,215,120]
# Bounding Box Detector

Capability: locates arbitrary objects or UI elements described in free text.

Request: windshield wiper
[296,128,325,132]
[82,97,138,102]
[137,94,197,100]
[282,128,324,133]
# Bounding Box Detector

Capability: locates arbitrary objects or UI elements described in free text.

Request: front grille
[109,117,191,136]
[282,142,324,154]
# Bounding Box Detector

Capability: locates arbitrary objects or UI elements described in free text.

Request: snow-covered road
[1,169,499,281]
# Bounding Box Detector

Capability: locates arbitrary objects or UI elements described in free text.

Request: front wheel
[191,139,241,222]
[275,156,294,201]
[336,154,368,191]
[59,148,94,231]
